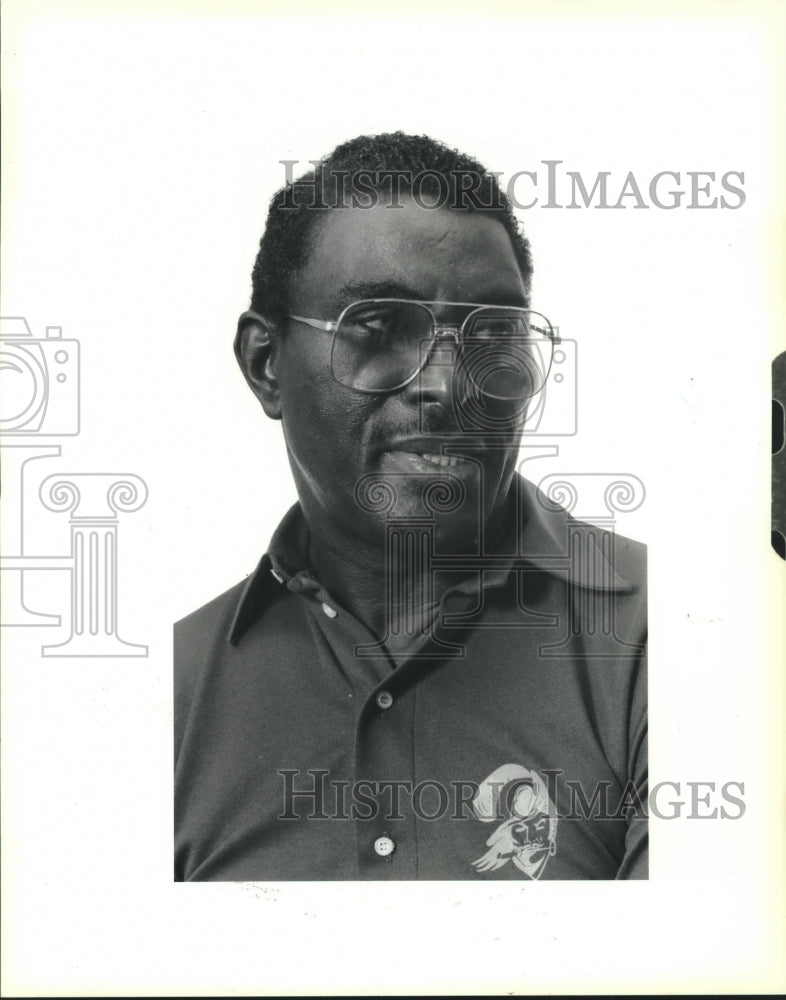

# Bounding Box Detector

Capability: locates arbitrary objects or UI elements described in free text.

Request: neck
[304,503,513,649]
[307,526,434,644]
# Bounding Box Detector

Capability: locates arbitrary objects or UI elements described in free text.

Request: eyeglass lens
[330,300,554,398]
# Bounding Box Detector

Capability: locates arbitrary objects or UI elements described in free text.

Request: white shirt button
[376,690,393,710]
[374,836,395,858]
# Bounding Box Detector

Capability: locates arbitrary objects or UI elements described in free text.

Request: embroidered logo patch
[471,763,558,879]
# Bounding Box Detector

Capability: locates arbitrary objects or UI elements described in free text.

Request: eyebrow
[472,287,529,308]
[337,281,431,305]
[337,281,528,308]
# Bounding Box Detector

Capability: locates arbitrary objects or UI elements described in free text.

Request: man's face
[268,197,530,553]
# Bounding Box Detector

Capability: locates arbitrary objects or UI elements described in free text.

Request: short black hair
[250,132,533,324]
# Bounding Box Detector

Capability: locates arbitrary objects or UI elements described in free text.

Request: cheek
[276,336,333,404]
[278,346,335,441]
[277,350,378,478]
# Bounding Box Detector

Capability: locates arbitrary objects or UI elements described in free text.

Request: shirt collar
[228,473,633,645]
[513,474,633,591]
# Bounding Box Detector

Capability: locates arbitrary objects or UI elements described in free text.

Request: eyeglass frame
[287,298,560,396]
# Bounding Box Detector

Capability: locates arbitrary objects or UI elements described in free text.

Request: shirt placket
[350,586,490,879]
[273,560,513,880]
[300,590,418,879]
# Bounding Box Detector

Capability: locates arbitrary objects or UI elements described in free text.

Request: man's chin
[352,506,483,559]
[350,465,489,557]
[357,454,477,515]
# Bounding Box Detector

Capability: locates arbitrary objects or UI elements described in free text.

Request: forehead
[293,198,526,311]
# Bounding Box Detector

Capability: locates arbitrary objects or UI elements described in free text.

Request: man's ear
[234,310,283,420]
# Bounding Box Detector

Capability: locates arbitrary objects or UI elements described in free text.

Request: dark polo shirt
[175,474,647,881]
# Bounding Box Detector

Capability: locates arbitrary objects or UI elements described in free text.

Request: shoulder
[174,580,247,661]
[565,515,648,650]
[569,515,647,590]
[517,473,647,592]
[610,529,646,586]
[174,580,248,751]
[567,513,647,604]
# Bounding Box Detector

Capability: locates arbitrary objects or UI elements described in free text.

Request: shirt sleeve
[616,645,648,880]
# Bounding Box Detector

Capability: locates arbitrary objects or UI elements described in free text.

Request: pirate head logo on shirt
[471,763,558,878]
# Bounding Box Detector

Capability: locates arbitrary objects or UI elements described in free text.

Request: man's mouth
[378,446,478,477]
[418,452,468,468]
[382,437,480,467]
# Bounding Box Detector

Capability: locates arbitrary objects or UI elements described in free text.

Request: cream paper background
[2,0,784,995]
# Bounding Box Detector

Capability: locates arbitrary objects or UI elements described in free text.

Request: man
[174,133,647,881]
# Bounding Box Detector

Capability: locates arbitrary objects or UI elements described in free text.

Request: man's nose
[402,328,459,407]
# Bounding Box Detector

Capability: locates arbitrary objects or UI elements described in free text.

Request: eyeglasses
[288,299,558,399]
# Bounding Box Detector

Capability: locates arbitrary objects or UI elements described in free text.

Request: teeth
[420,453,464,467]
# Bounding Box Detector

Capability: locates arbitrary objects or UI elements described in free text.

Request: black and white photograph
[2,0,784,995]
[174,134,649,883]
